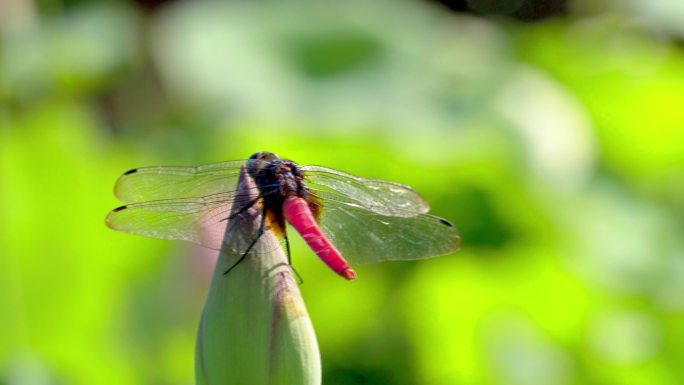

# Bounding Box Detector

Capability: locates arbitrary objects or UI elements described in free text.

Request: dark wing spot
[113,205,127,212]
[123,168,138,175]
[439,218,454,227]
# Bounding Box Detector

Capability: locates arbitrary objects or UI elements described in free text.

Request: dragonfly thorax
[247,152,308,199]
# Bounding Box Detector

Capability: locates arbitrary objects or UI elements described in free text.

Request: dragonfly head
[247,152,281,177]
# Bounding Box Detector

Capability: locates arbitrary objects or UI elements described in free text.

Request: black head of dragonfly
[246,152,309,199]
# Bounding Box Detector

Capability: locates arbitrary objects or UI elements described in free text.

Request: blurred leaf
[286,30,383,78]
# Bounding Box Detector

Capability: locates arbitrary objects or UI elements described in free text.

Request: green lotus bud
[196,168,321,385]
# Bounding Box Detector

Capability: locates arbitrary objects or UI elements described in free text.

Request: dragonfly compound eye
[247,152,280,177]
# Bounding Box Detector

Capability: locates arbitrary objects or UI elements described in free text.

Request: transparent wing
[105,191,280,254]
[303,165,429,217]
[311,191,461,265]
[114,160,248,203]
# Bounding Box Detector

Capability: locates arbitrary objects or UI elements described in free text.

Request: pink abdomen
[282,196,357,280]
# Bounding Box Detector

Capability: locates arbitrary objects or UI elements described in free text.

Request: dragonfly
[106,152,461,280]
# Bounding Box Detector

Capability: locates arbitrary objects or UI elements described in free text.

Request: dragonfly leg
[223,211,267,276]
[222,197,260,222]
[284,232,304,285]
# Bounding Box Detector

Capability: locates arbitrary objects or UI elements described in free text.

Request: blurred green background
[2,0,684,384]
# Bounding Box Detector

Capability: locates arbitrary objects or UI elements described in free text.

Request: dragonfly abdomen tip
[342,269,357,280]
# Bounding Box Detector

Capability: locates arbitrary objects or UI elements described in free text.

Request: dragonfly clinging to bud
[106,152,461,279]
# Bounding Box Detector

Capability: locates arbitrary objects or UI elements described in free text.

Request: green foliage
[1,0,684,384]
